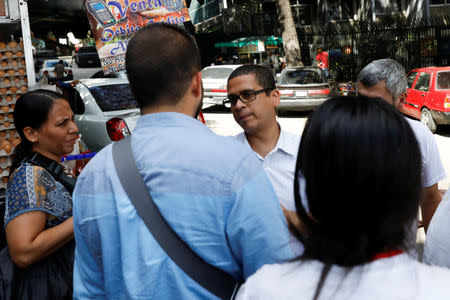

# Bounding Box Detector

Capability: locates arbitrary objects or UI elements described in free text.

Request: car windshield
[437,71,450,90]
[89,84,139,112]
[201,68,235,79]
[45,61,68,67]
[281,69,326,84]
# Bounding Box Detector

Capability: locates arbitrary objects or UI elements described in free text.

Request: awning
[214,36,283,48]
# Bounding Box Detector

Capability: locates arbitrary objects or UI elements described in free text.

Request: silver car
[201,65,242,108]
[60,78,140,152]
[277,66,330,111]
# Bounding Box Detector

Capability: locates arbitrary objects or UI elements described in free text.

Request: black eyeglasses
[223,88,273,108]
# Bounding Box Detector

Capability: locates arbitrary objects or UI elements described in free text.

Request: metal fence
[297,16,450,82]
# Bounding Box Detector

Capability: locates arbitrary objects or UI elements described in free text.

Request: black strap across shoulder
[112,136,240,299]
[26,152,77,195]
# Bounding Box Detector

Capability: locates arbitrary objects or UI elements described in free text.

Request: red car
[402,67,450,132]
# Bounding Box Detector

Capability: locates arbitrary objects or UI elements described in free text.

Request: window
[89,84,139,112]
[45,61,69,67]
[72,91,85,115]
[430,0,449,5]
[413,73,431,92]
[406,72,418,89]
[375,0,402,14]
[321,0,354,21]
[290,0,311,25]
[201,67,236,79]
[436,71,450,90]
[281,68,326,84]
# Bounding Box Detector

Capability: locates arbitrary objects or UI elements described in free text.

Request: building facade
[191,0,450,80]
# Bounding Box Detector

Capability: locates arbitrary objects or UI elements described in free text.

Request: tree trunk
[275,0,303,67]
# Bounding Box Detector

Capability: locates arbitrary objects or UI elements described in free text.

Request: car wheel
[420,108,437,133]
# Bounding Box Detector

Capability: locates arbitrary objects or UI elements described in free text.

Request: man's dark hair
[227,65,276,95]
[58,60,64,64]
[126,23,201,108]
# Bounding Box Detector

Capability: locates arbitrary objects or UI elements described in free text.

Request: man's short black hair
[126,23,201,108]
[227,65,275,95]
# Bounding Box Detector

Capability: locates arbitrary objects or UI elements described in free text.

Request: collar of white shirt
[235,125,298,160]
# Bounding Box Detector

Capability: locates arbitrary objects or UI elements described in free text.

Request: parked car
[38,59,72,79]
[91,70,127,79]
[73,46,101,68]
[402,67,450,133]
[57,78,206,152]
[276,66,330,111]
[57,78,139,152]
[201,64,242,108]
[34,49,58,71]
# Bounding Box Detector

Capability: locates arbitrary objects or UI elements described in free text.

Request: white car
[201,64,242,108]
[38,59,72,79]
[58,78,140,152]
[277,66,331,111]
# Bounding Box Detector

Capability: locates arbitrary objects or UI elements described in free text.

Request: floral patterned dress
[4,162,72,228]
[2,161,74,300]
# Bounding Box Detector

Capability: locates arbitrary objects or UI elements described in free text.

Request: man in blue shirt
[73,24,293,299]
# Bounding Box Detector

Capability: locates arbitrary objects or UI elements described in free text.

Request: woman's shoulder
[5,161,72,227]
[10,162,49,180]
[415,261,450,293]
[237,260,320,299]
[8,163,56,191]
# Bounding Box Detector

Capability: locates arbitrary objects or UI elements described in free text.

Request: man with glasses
[224,65,303,255]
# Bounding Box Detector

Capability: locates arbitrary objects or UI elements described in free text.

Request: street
[203,107,450,190]
[51,60,450,192]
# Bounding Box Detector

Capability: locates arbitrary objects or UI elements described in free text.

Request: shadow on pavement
[437,125,450,137]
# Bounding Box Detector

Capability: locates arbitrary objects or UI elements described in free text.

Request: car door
[406,72,431,119]
[402,71,418,117]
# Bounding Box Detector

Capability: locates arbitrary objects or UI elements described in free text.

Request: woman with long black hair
[0,89,78,299]
[237,96,450,299]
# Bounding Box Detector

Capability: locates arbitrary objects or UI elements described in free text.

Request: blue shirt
[73,112,293,299]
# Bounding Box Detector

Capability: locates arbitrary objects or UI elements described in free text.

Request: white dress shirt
[237,253,450,299]
[235,127,303,256]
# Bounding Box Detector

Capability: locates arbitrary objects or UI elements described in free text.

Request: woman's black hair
[11,89,65,173]
[293,96,422,299]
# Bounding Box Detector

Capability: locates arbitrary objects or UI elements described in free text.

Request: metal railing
[297,16,450,81]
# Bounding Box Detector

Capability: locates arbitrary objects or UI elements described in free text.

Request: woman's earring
[31,139,36,143]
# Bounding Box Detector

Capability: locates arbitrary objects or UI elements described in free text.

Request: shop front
[214,35,283,66]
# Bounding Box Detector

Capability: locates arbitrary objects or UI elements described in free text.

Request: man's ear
[397,91,407,110]
[191,71,202,99]
[272,89,281,108]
